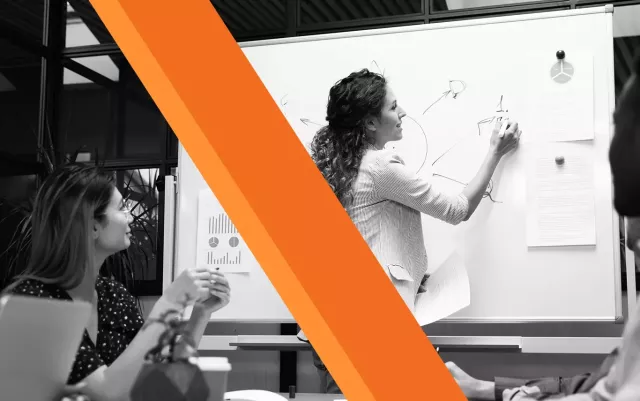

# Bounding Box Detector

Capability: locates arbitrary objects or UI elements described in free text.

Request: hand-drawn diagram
[280,94,289,118]
[425,94,509,203]
[300,118,324,127]
[370,60,385,75]
[422,80,467,115]
[276,64,507,204]
[475,94,509,136]
[281,94,325,128]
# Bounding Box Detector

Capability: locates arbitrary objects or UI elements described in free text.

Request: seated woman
[2,164,231,401]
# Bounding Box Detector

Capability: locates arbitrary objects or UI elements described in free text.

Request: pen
[495,94,509,138]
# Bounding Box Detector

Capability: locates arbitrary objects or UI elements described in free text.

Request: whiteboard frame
[238,6,614,49]
[166,5,627,323]
[162,175,177,290]
[194,334,623,355]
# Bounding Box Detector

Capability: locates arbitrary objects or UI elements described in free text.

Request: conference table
[277,394,343,400]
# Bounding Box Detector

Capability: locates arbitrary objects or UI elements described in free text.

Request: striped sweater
[347,147,469,310]
[298,146,469,343]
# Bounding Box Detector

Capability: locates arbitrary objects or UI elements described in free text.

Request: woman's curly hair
[310,69,387,207]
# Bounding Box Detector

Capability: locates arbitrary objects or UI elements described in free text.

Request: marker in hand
[497,115,510,138]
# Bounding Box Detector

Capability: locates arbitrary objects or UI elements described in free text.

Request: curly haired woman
[301,68,521,394]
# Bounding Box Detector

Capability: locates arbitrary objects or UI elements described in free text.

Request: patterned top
[347,148,469,310]
[11,276,144,384]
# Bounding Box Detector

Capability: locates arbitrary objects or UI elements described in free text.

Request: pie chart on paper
[549,60,574,84]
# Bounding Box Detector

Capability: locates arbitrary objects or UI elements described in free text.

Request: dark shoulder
[10,279,70,300]
[96,275,137,305]
[95,275,144,331]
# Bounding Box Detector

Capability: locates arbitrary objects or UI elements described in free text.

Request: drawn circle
[229,237,240,247]
[209,237,219,248]
[449,80,466,98]
[549,60,574,84]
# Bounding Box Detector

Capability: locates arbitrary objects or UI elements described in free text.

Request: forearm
[462,151,500,220]
[185,305,212,346]
[471,380,496,400]
[84,297,183,401]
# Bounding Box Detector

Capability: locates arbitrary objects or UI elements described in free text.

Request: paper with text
[414,251,470,326]
[525,144,596,247]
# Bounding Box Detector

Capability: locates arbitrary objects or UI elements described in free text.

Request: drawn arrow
[300,118,323,126]
[422,90,451,115]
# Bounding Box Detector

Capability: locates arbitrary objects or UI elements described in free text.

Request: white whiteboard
[170,6,622,323]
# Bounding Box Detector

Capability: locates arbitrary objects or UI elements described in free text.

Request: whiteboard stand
[162,174,177,291]
[625,218,637,317]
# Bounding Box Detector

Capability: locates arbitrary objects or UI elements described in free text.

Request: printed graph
[197,189,251,273]
[208,213,239,235]
[207,251,241,265]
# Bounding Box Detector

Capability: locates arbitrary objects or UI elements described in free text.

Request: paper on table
[224,389,287,400]
[414,251,470,326]
[521,53,594,142]
[197,189,252,273]
[525,144,596,247]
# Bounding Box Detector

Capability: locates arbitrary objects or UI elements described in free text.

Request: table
[278,393,344,400]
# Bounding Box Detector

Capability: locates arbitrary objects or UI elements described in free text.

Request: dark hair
[310,69,387,207]
[5,164,115,292]
[610,50,640,217]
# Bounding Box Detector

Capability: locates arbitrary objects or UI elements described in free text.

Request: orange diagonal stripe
[90,1,466,399]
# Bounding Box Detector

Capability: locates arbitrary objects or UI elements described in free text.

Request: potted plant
[130,300,210,401]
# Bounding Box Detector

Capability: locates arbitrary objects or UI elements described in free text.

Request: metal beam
[62,58,115,88]
[428,1,570,21]
[297,14,424,33]
[63,43,122,58]
[286,0,298,36]
[39,0,66,168]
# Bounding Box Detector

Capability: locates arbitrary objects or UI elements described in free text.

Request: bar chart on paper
[196,189,251,273]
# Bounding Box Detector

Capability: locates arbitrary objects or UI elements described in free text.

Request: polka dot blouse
[11,276,144,384]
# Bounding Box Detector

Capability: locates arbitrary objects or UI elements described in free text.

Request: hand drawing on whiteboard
[428,94,510,203]
[197,189,251,273]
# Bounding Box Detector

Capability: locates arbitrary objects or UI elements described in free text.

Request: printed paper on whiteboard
[196,189,251,273]
[414,251,470,326]
[520,52,595,142]
[525,143,596,247]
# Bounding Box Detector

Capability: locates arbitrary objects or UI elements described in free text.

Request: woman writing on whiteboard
[3,164,231,401]
[301,68,521,393]
[311,68,521,309]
